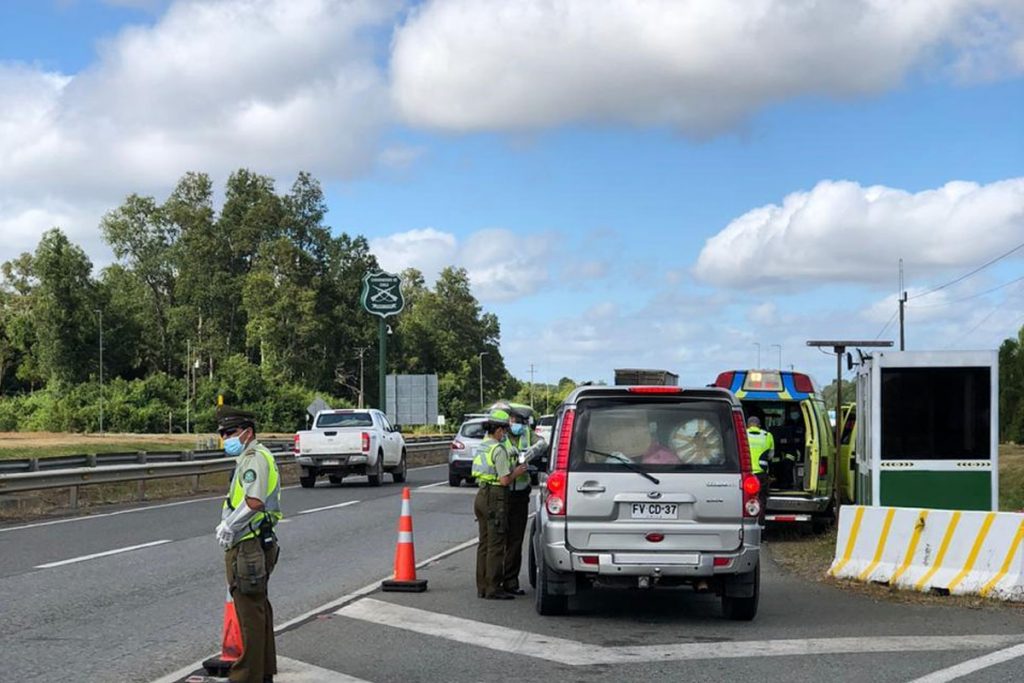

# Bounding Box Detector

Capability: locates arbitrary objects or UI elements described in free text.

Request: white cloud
[0,0,397,264]
[391,0,1024,133]
[370,226,551,302]
[694,178,1024,288]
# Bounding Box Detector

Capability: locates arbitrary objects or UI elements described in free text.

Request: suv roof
[563,384,740,407]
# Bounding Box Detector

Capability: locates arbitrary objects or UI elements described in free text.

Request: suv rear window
[537,415,555,427]
[317,412,374,428]
[459,421,487,439]
[570,399,738,473]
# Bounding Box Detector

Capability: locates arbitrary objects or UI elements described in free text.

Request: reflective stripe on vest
[746,428,771,474]
[223,443,283,541]
[505,430,534,491]
[471,439,504,485]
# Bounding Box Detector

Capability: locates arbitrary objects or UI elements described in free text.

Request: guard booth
[854,350,998,511]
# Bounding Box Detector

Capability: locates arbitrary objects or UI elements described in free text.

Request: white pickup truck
[293,409,407,488]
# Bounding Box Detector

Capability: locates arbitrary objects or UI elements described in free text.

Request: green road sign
[361,271,404,318]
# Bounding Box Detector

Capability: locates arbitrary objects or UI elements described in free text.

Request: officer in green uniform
[502,404,547,595]
[472,408,528,600]
[746,416,773,520]
[214,406,283,683]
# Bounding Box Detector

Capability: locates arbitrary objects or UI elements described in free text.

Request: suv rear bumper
[766,494,831,514]
[296,454,368,471]
[539,518,760,578]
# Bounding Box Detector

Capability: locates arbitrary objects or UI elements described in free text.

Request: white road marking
[273,656,374,682]
[35,539,172,569]
[905,642,1024,683]
[415,481,446,489]
[297,500,360,515]
[1,462,446,533]
[337,599,1024,667]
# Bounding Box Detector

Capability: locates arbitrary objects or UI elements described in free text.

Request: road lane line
[297,500,360,515]
[35,539,172,569]
[148,535,480,683]
[906,642,1024,683]
[416,481,446,490]
[274,656,374,682]
[337,600,1024,668]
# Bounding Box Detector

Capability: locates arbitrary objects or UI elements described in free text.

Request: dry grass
[768,443,1024,611]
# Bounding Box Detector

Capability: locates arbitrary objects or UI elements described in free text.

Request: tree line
[0,170,524,433]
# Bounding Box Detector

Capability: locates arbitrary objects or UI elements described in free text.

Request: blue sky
[1,0,1023,390]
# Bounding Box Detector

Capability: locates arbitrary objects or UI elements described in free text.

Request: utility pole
[94,309,104,435]
[186,339,191,434]
[477,351,488,407]
[528,364,536,408]
[898,258,908,351]
[752,342,761,368]
[357,347,367,408]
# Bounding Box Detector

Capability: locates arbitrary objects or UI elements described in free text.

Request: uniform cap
[507,402,535,420]
[487,408,511,427]
[747,416,760,428]
[216,405,256,431]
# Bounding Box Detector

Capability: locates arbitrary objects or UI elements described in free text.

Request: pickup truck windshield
[571,399,738,473]
[316,412,374,428]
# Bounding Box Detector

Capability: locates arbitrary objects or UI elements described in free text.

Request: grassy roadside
[769,443,1024,611]
[0,432,212,459]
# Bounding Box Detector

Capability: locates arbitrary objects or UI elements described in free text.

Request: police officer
[214,406,283,683]
[502,404,547,595]
[746,416,773,518]
[472,408,528,600]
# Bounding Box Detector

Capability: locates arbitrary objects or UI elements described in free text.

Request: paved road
[0,463,472,682]
[7,471,1024,683]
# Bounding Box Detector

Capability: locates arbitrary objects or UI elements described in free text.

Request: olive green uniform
[473,438,512,598]
[503,428,538,592]
[223,441,282,683]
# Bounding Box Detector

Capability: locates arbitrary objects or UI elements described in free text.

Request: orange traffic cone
[381,487,428,592]
[202,588,243,676]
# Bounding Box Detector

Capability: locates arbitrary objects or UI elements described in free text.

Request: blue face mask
[510,423,524,436]
[224,436,245,456]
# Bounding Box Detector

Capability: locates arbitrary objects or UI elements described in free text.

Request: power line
[910,238,1024,300]
[946,290,1022,348]
[874,310,898,340]
[910,275,1024,308]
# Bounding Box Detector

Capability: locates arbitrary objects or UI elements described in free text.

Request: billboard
[386,374,439,426]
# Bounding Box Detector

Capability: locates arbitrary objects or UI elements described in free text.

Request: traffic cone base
[203,589,243,675]
[381,487,428,593]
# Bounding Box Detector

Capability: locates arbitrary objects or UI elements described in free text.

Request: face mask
[510,423,524,436]
[224,436,245,456]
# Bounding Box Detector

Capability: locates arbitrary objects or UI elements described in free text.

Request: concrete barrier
[829,505,1024,601]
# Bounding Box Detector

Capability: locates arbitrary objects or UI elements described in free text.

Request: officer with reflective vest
[214,406,283,683]
[472,408,528,600]
[501,403,547,595]
[746,416,773,520]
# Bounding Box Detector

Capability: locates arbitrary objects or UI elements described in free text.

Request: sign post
[360,271,405,411]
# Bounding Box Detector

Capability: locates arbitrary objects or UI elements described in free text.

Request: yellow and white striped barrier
[829,505,1024,601]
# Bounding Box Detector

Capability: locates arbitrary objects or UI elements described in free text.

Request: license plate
[322,459,341,466]
[631,503,678,520]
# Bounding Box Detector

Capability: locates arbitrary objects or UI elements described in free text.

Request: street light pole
[357,347,367,408]
[94,309,104,435]
[753,342,761,368]
[769,344,782,369]
[477,351,488,407]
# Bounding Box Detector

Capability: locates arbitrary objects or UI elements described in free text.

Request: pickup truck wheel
[299,474,316,489]
[722,563,759,621]
[367,452,384,487]
[392,451,408,483]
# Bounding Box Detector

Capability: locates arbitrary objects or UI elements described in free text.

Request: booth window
[880,367,990,460]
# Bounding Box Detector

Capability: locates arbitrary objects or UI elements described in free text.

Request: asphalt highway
[5,468,1024,683]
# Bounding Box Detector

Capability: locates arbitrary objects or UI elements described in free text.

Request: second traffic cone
[381,487,428,592]
[202,588,243,676]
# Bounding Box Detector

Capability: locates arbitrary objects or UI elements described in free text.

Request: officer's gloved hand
[215,522,233,549]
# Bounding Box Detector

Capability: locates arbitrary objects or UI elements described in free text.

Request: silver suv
[529,385,762,619]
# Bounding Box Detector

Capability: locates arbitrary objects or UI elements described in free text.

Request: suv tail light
[361,432,370,452]
[451,440,465,450]
[819,459,827,477]
[546,408,576,516]
[293,433,300,454]
[732,409,761,518]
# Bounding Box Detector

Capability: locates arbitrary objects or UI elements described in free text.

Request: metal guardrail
[0,437,453,496]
